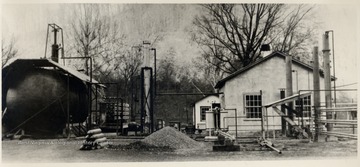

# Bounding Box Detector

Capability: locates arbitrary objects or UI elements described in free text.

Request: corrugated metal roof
[2,58,99,84]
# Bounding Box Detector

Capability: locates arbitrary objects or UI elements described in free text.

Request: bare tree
[2,37,18,67]
[67,4,124,80]
[193,56,225,89]
[157,47,177,91]
[117,47,143,85]
[270,4,315,61]
[192,4,314,74]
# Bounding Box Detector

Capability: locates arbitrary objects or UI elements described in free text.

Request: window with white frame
[200,106,210,121]
[295,96,311,117]
[244,94,262,118]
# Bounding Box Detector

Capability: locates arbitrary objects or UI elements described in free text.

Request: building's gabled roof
[214,51,334,89]
[193,94,219,105]
[2,58,99,84]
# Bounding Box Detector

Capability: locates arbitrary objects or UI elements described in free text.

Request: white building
[214,51,331,134]
[192,95,220,130]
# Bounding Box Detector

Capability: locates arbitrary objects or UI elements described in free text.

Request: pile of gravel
[142,126,202,149]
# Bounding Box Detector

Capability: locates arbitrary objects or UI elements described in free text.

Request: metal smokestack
[143,41,151,67]
[51,28,59,63]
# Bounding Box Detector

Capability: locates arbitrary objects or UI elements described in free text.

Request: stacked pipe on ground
[80,128,109,150]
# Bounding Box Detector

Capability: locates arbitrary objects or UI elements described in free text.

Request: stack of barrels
[80,128,108,150]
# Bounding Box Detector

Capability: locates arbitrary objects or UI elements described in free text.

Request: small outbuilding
[192,95,220,131]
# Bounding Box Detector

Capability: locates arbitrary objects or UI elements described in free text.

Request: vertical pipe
[95,85,98,125]
[88,58,92,130]
[152,48,157,131]
[140,68,145,133]
[120,98,124,135]
[186,96,188,124]
[300,95,304,127]
[193,105,196,128]
[235,108,238,141]
[149,68,154,133]
[151,48,157,96]
[322,33,333,134]
[116,84,119,136]
[131,76,134,122]
[329,31,336,107]
[266,108,269,139]
[44,25,49,58]
[154,49,157,96]
[296,71,298,92]
[67,73,70,139]
[313,46,321,142]
[87,84,90,131]
[261,106,265,139]
[280,89,286,135]
[285,54,294,133]
[61,28,65,66]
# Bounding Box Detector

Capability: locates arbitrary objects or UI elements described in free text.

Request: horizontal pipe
[319,119,357,122]
[156,92,223,96]
[225,129,281,132]
[320,132,357,139]
[61,56,91,59]
[227,125,282,127]
[318,120,357,125]
[319,108,357,112]
[331,126,358,128]
[299,89,357,92]
[223,115,299,118]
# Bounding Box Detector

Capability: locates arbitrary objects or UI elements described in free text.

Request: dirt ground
[1,135,357,163]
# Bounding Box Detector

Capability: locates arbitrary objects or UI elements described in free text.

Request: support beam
[272,106,297,126]
[273,106,308,138]
[282,104,300,116]
[264,91,312,108]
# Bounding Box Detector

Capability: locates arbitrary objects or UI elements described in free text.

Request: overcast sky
[1,2,358,93]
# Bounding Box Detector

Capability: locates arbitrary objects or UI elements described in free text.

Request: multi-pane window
[200,106,210,121]
[244,94,262,118]
[295,96,311,117]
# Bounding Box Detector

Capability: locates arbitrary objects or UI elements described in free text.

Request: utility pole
[326,30,336,107]
[313,46,320,142]
[285,54,294,134]
[323,32,336,141]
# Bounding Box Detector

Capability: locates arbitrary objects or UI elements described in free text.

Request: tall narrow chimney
[142,41,151,67]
